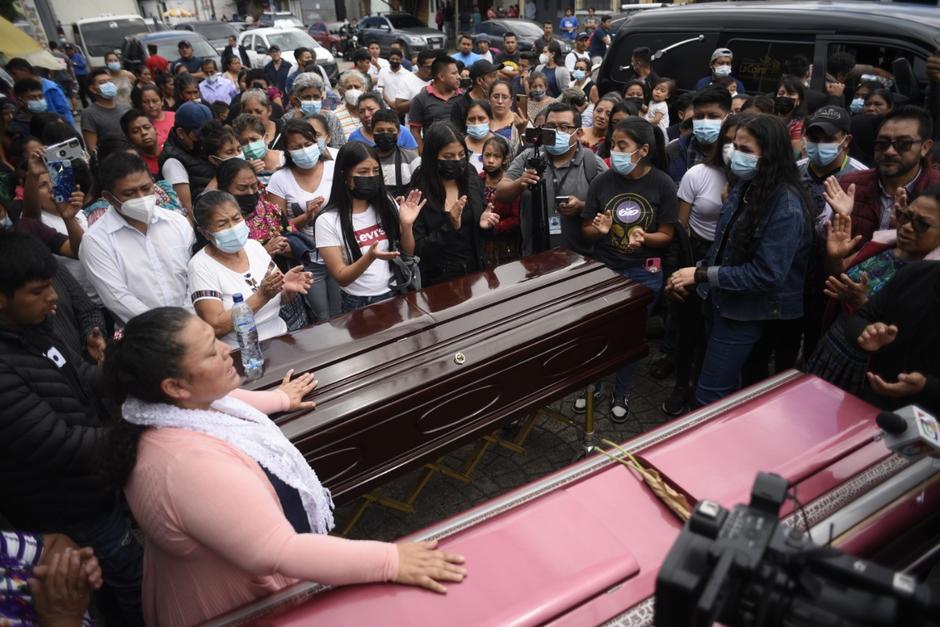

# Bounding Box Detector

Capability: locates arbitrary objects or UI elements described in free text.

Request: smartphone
[43,138,87,165]
[516,93,527,111]
[47,160,75,204]
[555,195,570,205]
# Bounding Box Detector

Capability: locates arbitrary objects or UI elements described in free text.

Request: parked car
[597,0,940,99]
[75,14,150,68]
[178,21,241,54]
[120,30,221,75]
[356,13,447,58]
[472,19,572,55]
[237,26,339,84]
[307,20,343,57]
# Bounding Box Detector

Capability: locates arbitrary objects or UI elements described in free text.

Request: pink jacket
[124,389,399,626]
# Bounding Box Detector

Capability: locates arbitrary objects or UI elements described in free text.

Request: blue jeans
[341,290,394,313]
[694,299,767,407]
[306,262,342,322]
[59,499,144,625]
[614,264,663,396]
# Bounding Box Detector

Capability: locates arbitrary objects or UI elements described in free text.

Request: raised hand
[891,187,909,229]
[264,234,291,256]
[823,176,855,217]
[282,265,313,295]
[591,210,613,236]
[518,168,540,189]
[368,242,401,261]
[397,189,427,227]
[55,185,84,220]
[395,540,467,594]
[259,269,284,299]
[866,371,927,398]
[479,202,500,229]
[824,272,869,308]
[857,322,898,352]
[825,212,862,259]
[277,368,317,410]
[447,195,467,229]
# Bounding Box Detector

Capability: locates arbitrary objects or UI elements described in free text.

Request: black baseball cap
[469,59,503,81]
[576,32,589,41]
[178,40,192,49]
[807,105,851,135]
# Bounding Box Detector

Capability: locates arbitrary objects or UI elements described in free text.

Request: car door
[360,17,381,47]
[254,34,272,68]
[376,17,394,50]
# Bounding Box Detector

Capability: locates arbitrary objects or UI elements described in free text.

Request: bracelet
[694,266,708,284]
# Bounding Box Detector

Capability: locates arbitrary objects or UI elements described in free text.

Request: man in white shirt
[565,32,592,71]
[378,47,428,117]
[366,40,390,81]
[79,153,195,324]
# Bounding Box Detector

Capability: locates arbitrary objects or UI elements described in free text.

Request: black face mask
[374,132,398,151]
[390,61,402,71]
[351,174,383,200]
[438,159,465,180]
[774,96,796,115]
[234,192,260,216]
[459,77,472,90]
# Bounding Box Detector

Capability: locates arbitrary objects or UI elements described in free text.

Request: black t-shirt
[582,166,678,269]
[495,51,520,70]
[409,86,462,134]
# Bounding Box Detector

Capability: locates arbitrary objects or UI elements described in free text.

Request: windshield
[266,30,317,51]
[507,21,546,37]
[153,38,218,60]
[192,23,237,40]
[80,18,149,56]
[387,15,426,29]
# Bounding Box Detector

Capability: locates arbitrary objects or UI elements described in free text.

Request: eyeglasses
[896,207,940,234]
[873,138,923,153]
[543,123,577,133]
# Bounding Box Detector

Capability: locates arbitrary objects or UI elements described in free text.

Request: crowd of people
[2,10,940,625]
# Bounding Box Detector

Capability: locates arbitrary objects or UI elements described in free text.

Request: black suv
[356,13,446,57]
[598,1,940,100]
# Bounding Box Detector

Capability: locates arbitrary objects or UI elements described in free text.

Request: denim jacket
[697,181,811,321]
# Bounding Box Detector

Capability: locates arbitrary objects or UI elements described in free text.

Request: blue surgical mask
[610,150,636,175]
[26,99,47,114]
[301,99,322,117]
[289,143,321,169]
[713,65,732,78]
[99,82,118,99]
[529,89,546,100]
[107,61,121,72]
[805,141,842,168]
[206,74,219,84]
[545,130,571,155]
[572,69,586,81]
[212,220,250,253]
[850,97,864,114]
[730,149,759,180]
[466,122,490,140]
[692,118,723,145]
[0,215,12,231]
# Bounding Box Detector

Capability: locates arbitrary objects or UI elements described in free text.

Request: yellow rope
[597,439,693,522]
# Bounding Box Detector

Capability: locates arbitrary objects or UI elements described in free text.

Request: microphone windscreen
[876,411,908,435]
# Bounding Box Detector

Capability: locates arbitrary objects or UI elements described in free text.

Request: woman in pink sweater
[104,307,466,626]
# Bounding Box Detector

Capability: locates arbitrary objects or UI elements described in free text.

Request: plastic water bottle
[232,293,264,380]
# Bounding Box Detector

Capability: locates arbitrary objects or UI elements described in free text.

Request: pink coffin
[207,372,938,626]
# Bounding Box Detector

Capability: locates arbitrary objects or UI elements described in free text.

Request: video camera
[655,472,939,627]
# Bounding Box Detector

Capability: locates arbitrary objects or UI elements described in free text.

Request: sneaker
[649,355,675,379]
[573,388,602,414]
[610,394,630,423]
[661,386,689,417]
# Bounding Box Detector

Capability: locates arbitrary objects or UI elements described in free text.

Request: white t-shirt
[187,239,287,347]
[677,163,726,241]
[315,205,393,297]
[646,100,670,135]
[40,210,101,305]
[377,67,427,103]
[266,160,336,244]
[161,158,189,186]
[367,57,390,80]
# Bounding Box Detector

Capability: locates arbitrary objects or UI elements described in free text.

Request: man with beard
[837,106,940,242]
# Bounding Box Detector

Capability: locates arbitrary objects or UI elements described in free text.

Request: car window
[310,23,326,33]
[195,23,237,40]
[605,32,719,92]
[387,15,425,29]
[361,17,379,29]
[154,37,217,60]
[266,30,318,51]
[827,41,927,86]
[503,20,544,38]
[476,22,492,35]
[79,18,149,56]
[724,36,815,95]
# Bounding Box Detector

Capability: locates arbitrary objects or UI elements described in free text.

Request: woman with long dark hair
[409,121,500,285]
[316,142,426,312]
[105,308,467,626]
[667,114,812,407]
[775,75,807,158]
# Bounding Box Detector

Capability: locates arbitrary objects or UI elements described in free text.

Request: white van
[76,15,149,68]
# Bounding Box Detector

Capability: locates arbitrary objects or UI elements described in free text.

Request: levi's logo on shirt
[355,224,388,249]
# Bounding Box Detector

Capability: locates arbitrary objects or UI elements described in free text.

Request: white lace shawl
[122,394,334,534]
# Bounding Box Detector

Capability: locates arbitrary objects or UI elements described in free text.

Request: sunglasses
[873,138,923,153]
[896,207,940,234]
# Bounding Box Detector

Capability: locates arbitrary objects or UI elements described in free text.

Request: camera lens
[58,149,67,158]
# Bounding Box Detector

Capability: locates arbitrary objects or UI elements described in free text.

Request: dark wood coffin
[243,248,652,502]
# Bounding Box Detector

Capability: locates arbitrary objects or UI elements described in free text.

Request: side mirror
[892,57,920,102]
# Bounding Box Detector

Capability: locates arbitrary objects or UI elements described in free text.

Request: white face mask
[344,88,363,106]
[539,53,549,65]
[116,194,157,224]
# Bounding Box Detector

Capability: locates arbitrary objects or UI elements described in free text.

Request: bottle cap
[233,293,244,303]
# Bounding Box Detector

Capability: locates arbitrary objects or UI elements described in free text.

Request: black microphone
[876,411,909,435]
